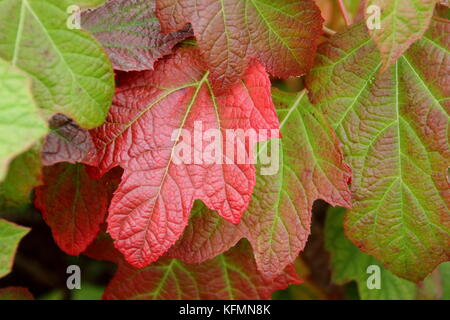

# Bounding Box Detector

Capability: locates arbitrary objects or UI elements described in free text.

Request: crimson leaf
[87,46,280,268]
[35,164,122,255]
[168,90,352,280]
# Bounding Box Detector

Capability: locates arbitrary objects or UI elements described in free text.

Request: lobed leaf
[366,0,438,71]
[169,90,352,280]
[86,236,301,300]
[325,206,450,300]
[156,0,323,91]
[306,20,450,282]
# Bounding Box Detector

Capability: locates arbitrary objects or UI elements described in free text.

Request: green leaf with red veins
[85,236,301,300]
[82,0,193,72]
[156,0,323,91]
[305,20,450,282]
[365,0,438,71]
[168,90,352,280]
[34,164,122,255]
[87,47,280,268]
[0,219,30,278]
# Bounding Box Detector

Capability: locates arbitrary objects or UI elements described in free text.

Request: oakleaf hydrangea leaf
[326,206,450,300]
[0,219,30,278]
[82,0,193,71]
[0,0,115,129]
[366,0,438,71]
[306,20,450,282]
[156,0,323,91]
[86,236,301,300]
[0,147,43,210]
[34,164,122,255]
[87,47,280,268]
[0,59,47,182]
[169,90,352,280]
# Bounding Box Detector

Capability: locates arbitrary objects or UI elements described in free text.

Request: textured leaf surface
[169,90,352,280]
[0,148,42,210]
[41,114,97,166]
[0,219,30,278]
[325,206,416,300]
[0,0,115,129]
[0,287,34,300]
[35,164,122,255]
[156,0,323,91]
[88,47,280,268]
[82,0,192,71]
[86,236,301,300]
[0,59,47,181]
[366,0,438,71]
[306,21,450,281]
[326,207,450,300]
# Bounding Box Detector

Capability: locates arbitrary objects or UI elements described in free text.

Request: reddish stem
[337,0,351,26]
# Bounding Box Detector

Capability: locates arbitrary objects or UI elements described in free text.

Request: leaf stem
[323,26,337,37]
[337,0,351,26]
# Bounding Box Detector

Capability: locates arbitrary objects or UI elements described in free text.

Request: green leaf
[325,206,416,300]
[0,147,42,210]
[0,59,48,182]
[306,20,450,282]
[366,0,438,71]
[326,206,450,300]
[0,219,30,278]
[0,0,115,129]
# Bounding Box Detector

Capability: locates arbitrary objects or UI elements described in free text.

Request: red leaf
[82,0,192,72]
[156,0,323,91]
[35,164,122,255]
[168,91,352,280]
[86,235,301,300]
[87,47,280,268]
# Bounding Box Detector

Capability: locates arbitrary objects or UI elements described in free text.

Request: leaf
[0,147,42,210]
[326,206,450,300]
[86,236,301,300]
[325,206,416,300]
[0,0,115,129]
[82,0,193,72]
[365,0,438,71]
[41,114,97,166]
[0,219,30,278]
[0,59,48,182]
[0,287,34,300]
[34,164,122,255]
[305,21,450,282]
[168,90,352,280]
[87,47,280,268]
[156,0,323,91]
